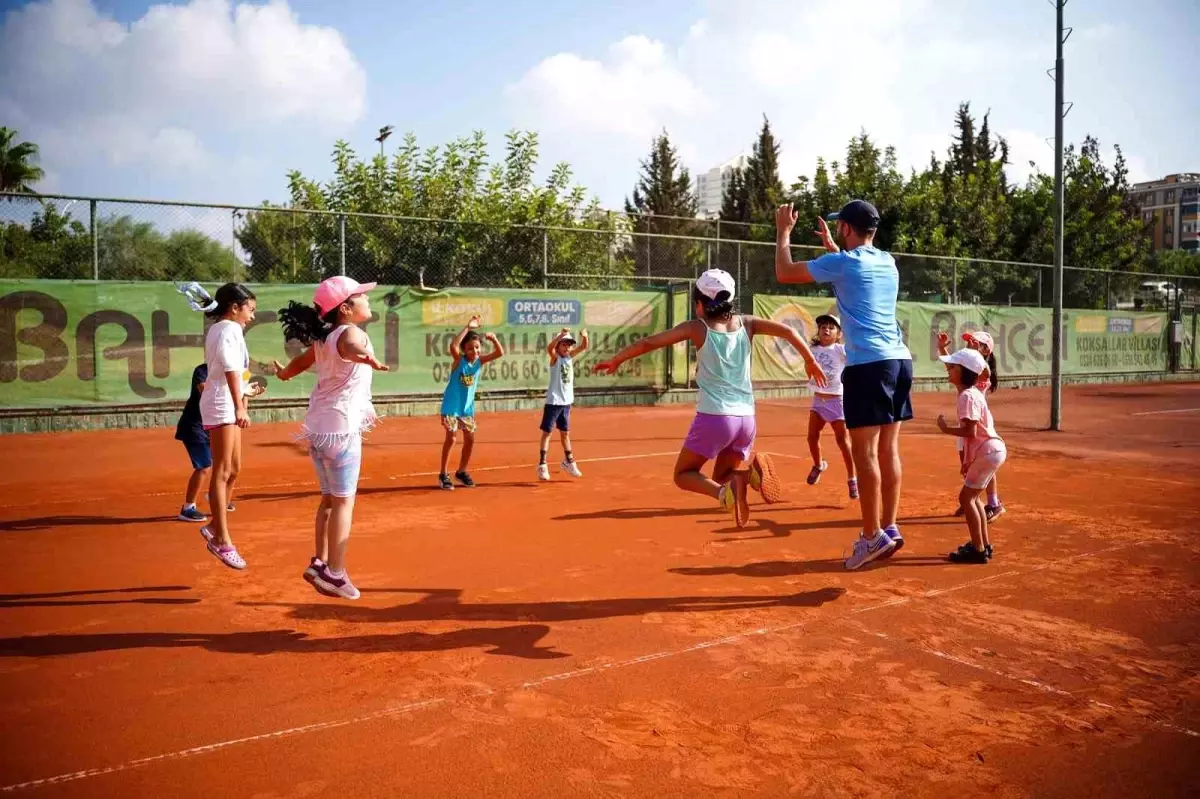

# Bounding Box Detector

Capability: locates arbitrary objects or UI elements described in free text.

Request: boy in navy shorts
[176,364,212,521]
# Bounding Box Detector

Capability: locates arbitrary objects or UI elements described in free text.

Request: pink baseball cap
[962,330,994,353]
[314,276,377,315]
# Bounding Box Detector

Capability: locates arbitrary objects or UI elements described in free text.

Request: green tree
[0,128,45,194]
[244,130,623,288]
[624,130,702,280]
[743,116,785,232]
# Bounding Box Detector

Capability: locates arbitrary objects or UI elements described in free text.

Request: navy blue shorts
[182,438,213,470]
[842,359,914,430]
[540,404,571,433]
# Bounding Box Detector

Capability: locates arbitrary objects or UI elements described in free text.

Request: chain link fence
[3,192,1198,312]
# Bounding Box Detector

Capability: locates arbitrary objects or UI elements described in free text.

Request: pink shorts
[811,394,845,423]
[203,423,233,431]
[964,440,1006,489]
[683,413,756,461]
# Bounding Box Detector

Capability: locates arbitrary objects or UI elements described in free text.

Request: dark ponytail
[279,300,340,345]
[205,283,256,320]
[692,286,734,320]
[986,351,998,393]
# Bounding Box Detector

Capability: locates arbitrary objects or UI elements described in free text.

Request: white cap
[939,348,988,374]
[696,268,736,301]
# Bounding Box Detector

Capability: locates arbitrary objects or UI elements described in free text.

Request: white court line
[859,629,1199,739]
[0,451,680,510]
[1131,407,1200,416]
[4,538,1181,794]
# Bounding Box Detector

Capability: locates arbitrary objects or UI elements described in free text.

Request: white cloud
[502,0,1142,208]
[505,34,707,141]
[0,0,365,178]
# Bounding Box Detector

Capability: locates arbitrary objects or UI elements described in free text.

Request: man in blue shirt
[775,199,912,570]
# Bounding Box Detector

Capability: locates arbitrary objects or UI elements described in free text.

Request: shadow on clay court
[240,586,847,627]
[0,515,179,532]
[0,586,200,608]
[711,514,962,540]
[670,556,952,578]
[554,504,844,523]
[0,623,569,660]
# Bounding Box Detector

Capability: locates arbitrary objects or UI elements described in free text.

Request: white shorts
[963,441,1006,490]
[309,434,363,498]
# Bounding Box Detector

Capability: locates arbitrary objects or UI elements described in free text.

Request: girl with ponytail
[595,269,827,528]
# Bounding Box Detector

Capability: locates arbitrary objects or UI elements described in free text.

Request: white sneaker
[844,532,896,571]
[536,463,550,481]
[561,459,583,478]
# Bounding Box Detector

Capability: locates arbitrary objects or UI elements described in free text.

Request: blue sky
[1,0,1196,214]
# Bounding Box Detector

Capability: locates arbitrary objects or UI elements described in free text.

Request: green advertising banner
[0,281,667,408]
[752,295,1170,382]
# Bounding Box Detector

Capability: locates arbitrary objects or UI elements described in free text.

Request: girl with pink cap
[938,328,1004,521]
[273,277,388,600]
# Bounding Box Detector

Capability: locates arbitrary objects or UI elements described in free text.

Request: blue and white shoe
[878,524,904,559]
[178,505,207,522]
[844,532,896,571]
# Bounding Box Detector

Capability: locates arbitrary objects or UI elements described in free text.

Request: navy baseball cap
[826,199,880,231]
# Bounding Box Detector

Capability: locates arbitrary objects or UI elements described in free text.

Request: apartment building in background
[694,154,750,219]
[1128,173,1200,252]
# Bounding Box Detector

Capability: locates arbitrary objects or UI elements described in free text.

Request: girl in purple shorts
[595,269,826,527]
[806,313,858,499]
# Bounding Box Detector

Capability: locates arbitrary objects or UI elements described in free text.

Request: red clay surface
[1,382,1198,797]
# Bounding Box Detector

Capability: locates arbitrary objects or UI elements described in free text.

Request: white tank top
[302,325,378,443]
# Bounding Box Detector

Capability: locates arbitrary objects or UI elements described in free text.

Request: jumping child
[538,327,589,481]
[938,329,1004,520]
[805,313,858,500]
[273,276,387,600]
[175,361,264,522]
[594,269,826,527]
[936,347,1007,564]
[180,282,257,570]
[439,316,505,490]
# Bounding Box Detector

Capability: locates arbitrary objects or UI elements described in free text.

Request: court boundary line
[1131,407,1200,416]
[7,538,1190,794]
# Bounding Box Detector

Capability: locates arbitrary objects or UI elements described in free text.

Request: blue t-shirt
[440,357,484,417]
[175,364,209,443]
[807,247,911,366]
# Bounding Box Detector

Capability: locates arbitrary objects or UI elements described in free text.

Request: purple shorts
[683,413,756,461]
[811,394,845,423]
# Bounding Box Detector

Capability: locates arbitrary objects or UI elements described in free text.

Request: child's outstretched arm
[593,321,700,375]
[936,414,977,438]
[271,346,316,381]
[337,326,389,371]
[747,316,828,388]
[937,330,952,357]
[571,329,590,358]
[481,332,505,364]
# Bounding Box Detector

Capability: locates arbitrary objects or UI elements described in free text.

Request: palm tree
[0,127,46,194]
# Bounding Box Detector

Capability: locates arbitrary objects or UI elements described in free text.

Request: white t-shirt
[200,320,249,427]
[303,325,378,440]
[811,343,846,396]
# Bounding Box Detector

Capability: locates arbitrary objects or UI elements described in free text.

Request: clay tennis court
[1,381,1197,797]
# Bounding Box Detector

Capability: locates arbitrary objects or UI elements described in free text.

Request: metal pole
[646,215,652,278]
[952,260,958,304]
[542,229,549,289]
[1049,0,1066,431]
[1038,267,1043,307]
[1106,271,1111,310]
[339,214,346,276]
[89,199,98,280]
[231,209,238,281]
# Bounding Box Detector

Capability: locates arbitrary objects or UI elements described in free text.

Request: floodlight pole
[1049,0,1069,431]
